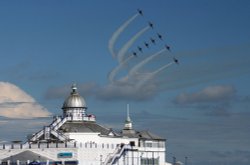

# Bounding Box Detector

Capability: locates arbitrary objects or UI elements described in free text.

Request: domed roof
[62,84,86,109]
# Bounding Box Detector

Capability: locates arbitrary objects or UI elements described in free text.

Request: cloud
[104,44,250,102]
[96,82,158,102]
[0,82,51,119]
[45,78,159,102]
[174,85,236,105]
[156,44,250,91]
[45,43,250,103]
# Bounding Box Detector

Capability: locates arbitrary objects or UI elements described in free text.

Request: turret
[62,84,87,121]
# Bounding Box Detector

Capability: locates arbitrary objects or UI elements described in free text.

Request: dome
[62,84,86,109]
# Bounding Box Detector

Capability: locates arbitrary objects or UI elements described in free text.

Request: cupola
[62,84,87,121]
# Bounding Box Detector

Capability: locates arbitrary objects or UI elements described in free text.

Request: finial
[71,83,77,94]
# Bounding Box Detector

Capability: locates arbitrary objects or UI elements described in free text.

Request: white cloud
[174,85,236,105]
[0,82,51,119]
[96,82,158,102]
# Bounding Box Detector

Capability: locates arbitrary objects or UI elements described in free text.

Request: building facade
[0,85,167,165]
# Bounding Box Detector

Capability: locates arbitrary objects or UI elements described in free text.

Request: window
[146,142,152,147]
[141,158,159,165]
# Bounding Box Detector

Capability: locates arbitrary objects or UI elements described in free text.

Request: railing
[0,142,121,150]
[50,130,67,141]
[0,160,78,165]
[28,116,71,143]
[27,116,100,143]
[50,117,62,128]
[52,116,71,131]
[103,146,120,165]
[104,144,131,165]
[29,130,44,142]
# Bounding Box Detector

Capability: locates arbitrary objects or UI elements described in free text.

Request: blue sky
[0,1,250,165]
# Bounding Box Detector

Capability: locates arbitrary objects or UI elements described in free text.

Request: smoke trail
[117,26,150,63]
[152,62,174,75]
[108,13,139,58]
[129,48,167,77]
[108,55,134,83]
[137,62,174,87]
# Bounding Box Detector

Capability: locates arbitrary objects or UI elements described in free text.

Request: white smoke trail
[152,62,174,75]
[117,26,150,63]
[108,13,139,58]
[108,55,134,83]
[129,48,167,77]
[136,62,174,87]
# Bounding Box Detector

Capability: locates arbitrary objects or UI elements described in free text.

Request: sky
[0,0,250,165]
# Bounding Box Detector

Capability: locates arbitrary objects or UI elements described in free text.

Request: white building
[0,84,168,165]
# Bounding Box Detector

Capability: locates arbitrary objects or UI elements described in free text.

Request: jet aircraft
[137,9,143,16]
[150,38,156,44]
[173,57,179,64]
[165,45,171,51]
[148,22,154,29]
[137,46,143,52]
[157,33,163,40]
[133,51,137,57]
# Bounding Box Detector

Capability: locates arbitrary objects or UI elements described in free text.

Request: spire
[124,104,132,130]
[126,104,131,122]
[122,104,135,135]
